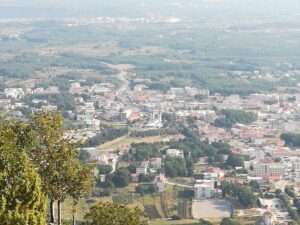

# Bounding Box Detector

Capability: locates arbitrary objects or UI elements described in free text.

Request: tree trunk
[72,213,76,225]
[57,200,62,225]
[50,199,55,224]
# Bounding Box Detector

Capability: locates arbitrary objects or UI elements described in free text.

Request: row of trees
[129,128,178,138]
[0,112,93,225]
[279,193,300,224]
[84,127,128,147]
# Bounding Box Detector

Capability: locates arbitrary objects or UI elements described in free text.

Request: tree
[68,164,94,225]
[225,154,244,168]
[215,109,258,128]
[97,164,112,174]
[275,189,282,198]
[28,111,92,225]
[79,149,91,163]
[138,174,155,183]
[249,181,260,190]
[220,218,241,225]
[237,188,257,208]
[136,184,157,196]
[221,182,232,197]
[111,168,131,188]
[285,187,296,198]
[281,133,300,147]
[164,157,187,178]
[0,119,47,225]
[84,202,147,225]
[127,164,137,173]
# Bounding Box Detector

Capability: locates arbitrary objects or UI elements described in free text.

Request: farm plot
[144,205,162,219]
[112,194,134,204]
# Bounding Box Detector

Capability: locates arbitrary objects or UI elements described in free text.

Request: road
[116,71,129,98]
[165,180,193,189]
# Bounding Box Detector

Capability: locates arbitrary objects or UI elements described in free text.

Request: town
[2,65,300,225]
[1,1,300,224]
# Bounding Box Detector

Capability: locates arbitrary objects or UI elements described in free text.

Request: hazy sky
[0,0,299,19]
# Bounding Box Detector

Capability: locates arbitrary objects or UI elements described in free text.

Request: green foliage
[111,168,131,188]
[138,174,155,183]
[26,92,76,111]
[131,142,163,161]
[198,219,213,225]
[221,182,257,208]
[51,52,117,74]
[129,128,177,138]
[225,154,245,169]
[84,202,147,225]
[237,187,258,208]
[84,128,128,147]
[97,164,112,175]
[280,194,300,224]
[135,184,157,196]
[79,149,91,163]
[0,120,47,225]
[112,194,134,204]
[220,218,241,225]
[127,164,137,173]
[147,82,170,92]
[165,157,187,178]
[215,109,258,128]
[177,200,192,219]
[169,139,230,165]
[285,187,296,198]
[144,205,161,219]
[281,133,300,147]
[28,111,93,224]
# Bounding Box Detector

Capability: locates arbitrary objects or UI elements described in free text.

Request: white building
[150,158,162,169]
[136,162,148,174]
[4,88,24,99]
[194,180,215,199]
[252,162,285,176]
[166,149,184,158]
[203,173,218,181]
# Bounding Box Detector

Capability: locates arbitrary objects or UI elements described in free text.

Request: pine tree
[0,120,47,225]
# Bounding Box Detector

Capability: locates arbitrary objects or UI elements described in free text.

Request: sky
[0,0,299,19]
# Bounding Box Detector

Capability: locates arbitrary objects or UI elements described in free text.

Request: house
[166,149,184,158]
[202,173,219,182]
[130,173,139,183]
[194,180,215,199]
[150,158,162,169]
[136,162,149,174]
[155,173,165,192]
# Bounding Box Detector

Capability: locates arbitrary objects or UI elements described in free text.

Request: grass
[98,135,171,152]
[202,218,222,225]
[149,219,198,225]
